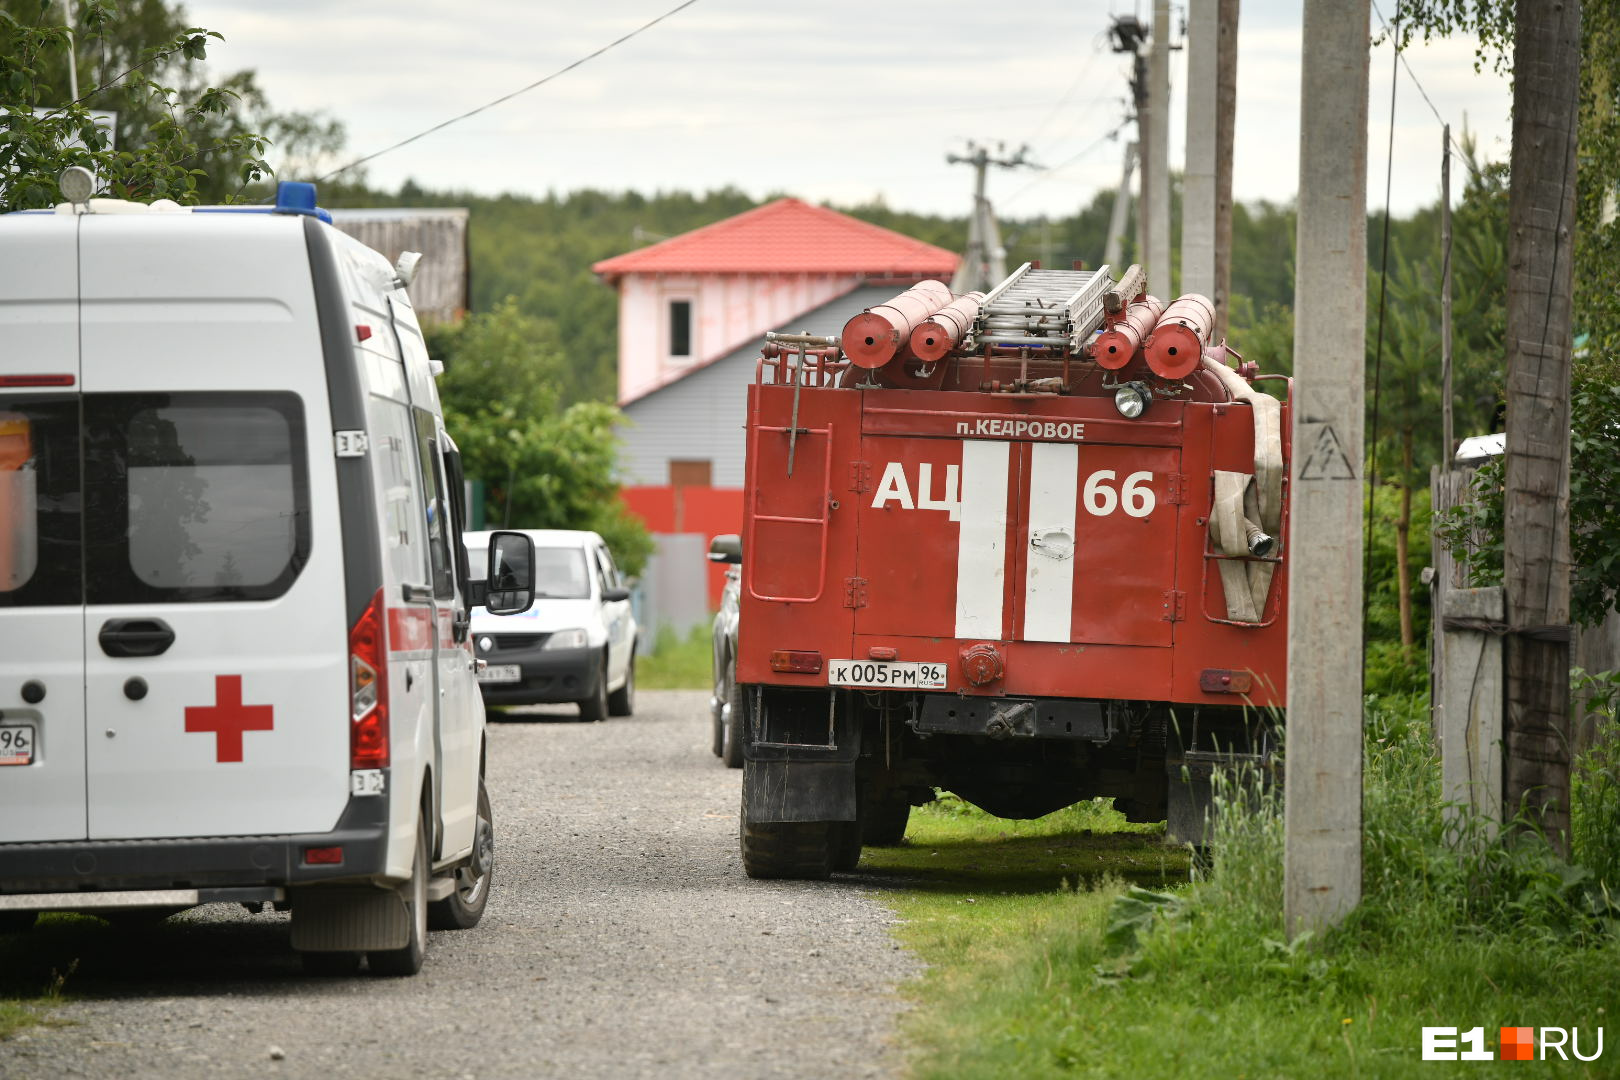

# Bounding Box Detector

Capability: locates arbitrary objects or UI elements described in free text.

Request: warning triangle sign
[1299,423,1357,480]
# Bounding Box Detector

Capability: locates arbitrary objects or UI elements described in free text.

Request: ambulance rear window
[0,398,82,607]
[84,392,311,603]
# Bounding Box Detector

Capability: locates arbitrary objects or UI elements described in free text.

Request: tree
[1,0,348,210]
[427,299,653,576]
[0,0,270,208]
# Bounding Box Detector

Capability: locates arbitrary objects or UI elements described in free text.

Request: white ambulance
[0,176,537,976]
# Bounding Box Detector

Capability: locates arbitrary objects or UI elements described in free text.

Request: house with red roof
[591,198,958,623]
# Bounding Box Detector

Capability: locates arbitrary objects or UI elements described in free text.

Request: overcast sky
[182,0,1511,221]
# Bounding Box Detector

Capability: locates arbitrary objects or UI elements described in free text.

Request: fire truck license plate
[827,660,948,690]
[0,724,36,766]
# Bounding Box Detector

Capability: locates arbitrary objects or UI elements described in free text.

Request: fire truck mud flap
[742,760,856,823]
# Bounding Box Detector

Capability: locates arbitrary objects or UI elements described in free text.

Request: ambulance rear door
[75,213,351,840]
[0,213,88,843]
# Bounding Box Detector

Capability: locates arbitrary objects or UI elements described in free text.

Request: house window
[669,300,692,358]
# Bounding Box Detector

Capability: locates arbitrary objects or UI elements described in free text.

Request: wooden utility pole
[1440,124,1453,462]
[1213,0,1239,337]
[1502,0,1580,854]
[1182,0,1218,300]
[1147,0,1173,294]
[1284,0,1370,939]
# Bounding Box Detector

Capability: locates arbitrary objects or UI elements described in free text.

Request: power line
[1363,0,1402,658]
[1000,118,1131,208]
[1369,0,1487,185]
[315,0,701,184]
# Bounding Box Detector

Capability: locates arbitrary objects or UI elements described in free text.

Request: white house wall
[615,271,863,403]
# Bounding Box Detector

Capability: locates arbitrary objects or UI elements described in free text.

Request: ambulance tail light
[350,587,390,768]
[770,650,823,674]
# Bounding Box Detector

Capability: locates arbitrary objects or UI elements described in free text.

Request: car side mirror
[601,585,631,603]
[707,533,742,565]
[479,531,535,615]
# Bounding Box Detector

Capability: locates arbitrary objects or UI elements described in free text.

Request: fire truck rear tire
[860,797,911,847]
[831,822,862,871]
[721,675,744,769]
[741,821,833,880]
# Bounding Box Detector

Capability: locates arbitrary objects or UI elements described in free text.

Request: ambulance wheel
[721,675,744,770]
[429,779,494,931]
[861,797,911,847]
[831,822,862,872]
[0,911,36,934]
[578,658,610,723]
[608,655,636,717]
[301,950,362,976]
[368,812,428,976]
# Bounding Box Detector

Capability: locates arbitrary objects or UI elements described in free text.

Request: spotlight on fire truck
[1113,381,1151,418]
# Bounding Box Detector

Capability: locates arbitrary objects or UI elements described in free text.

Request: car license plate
[477,664,522,684]
[827,660,948,690]
[0,724,36,766]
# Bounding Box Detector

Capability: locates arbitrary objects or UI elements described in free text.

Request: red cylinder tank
[908,291,986,362]
[1091,295,1165,370]
[1143,293,1216,380]
[841,280,954,369]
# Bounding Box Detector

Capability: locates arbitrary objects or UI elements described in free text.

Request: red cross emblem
[185,675,274,763]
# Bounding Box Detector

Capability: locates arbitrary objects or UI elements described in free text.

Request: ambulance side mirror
[478,531,536,616]
[707,534,742,565]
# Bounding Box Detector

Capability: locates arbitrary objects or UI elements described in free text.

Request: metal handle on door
[98,618,176,658]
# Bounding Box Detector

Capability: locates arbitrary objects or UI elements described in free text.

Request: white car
[463,530,637,721]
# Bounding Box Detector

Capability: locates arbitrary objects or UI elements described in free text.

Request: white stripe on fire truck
[1022,441,1079,642]
[955,440,1010,639]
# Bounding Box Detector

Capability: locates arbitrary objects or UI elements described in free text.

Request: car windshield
[468,543,592,601]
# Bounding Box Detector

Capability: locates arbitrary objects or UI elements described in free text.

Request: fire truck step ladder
[971,262,1114,353]
[744,420,836,605]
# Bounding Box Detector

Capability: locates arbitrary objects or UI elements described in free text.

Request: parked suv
[463,530,636,721]
[708,534,742,767]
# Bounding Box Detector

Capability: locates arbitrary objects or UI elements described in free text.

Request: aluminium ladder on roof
[969,262,1114,354]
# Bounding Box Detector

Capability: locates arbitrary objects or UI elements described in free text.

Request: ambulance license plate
[0,724,35,766]
[477,665,522,684]
[827,660,949,690]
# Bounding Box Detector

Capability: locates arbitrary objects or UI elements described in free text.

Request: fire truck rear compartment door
[1017,441,1180,648]
[855,435,1180,649]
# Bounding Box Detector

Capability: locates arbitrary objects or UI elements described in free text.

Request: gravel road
[0,690,919,1080]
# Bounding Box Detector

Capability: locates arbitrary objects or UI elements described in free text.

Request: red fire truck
[735,264,1291,878]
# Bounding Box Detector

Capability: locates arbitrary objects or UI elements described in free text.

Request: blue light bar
[270,181,333,224]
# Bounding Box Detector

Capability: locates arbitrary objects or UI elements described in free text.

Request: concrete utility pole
[1103,141,1138,270]
[1213,0,1239,337]
[62,0,79,100]
[1182,0,1218,301]
[1502,0,1580,854]
[1146,0,1173,295]
[1284,0,1370,940]
[948,142,1029,293]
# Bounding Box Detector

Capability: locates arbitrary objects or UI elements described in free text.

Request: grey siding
[620,283,897,487]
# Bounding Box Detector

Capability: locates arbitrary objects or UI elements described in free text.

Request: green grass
[868,700,1620,1079]
[635,622,713,690]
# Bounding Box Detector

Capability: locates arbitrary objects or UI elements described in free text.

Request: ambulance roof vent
[271,181,333,224]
